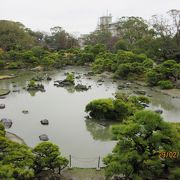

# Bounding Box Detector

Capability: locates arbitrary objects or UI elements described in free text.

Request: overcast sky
[0,0,180,35]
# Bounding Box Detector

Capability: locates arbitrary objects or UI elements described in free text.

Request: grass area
[61,168,106,180]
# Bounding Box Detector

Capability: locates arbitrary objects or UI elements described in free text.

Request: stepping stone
[40,119,49,125]
[22,110,29,114]
[39,134,49,141]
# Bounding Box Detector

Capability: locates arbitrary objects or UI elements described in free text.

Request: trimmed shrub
[158,80,173,89]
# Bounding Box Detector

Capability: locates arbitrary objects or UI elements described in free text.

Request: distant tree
[116,17,154,47]
[45,26,79,50]
[0,20,36,51]
[25,28,45,44]
[84,30,118,50]
[168,9,180,45]
[150,11,180,61]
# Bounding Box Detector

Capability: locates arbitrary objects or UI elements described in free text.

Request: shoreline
[6,131,26,145]
[0,75,16,80]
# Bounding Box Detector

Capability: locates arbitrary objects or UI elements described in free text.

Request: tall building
[78,13,120,48]
[99,15,112,29]
[97,14,120,36]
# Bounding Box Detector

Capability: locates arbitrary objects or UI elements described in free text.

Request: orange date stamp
[159,152,179,159]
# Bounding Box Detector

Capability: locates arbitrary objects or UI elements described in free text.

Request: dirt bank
[6,132,26,145]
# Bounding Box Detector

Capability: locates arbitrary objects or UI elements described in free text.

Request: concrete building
[78,13,120,48]
[97,14,120,36]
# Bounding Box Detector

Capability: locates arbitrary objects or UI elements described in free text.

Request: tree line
[0,10,180,89]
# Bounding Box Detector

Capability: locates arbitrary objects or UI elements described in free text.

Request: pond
[0,66,180,168]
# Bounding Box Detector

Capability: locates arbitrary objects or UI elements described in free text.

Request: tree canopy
[104,110,180,179]
[0,20,36,51]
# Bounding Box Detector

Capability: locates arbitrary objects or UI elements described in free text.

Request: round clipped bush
[158,80,173,89]
[85,98,129,121]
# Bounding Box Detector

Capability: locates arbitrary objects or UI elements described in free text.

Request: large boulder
[46,76,52,81]
[39,134,49,141]
[75,84,90,91]
[139,102,149,108]
[1,118,12,129]
[134,90,146,95]
[27,83,45,92]
[154,109,163,114]
[54,79,74,87]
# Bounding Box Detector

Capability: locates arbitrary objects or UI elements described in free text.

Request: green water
[0,66,180,167]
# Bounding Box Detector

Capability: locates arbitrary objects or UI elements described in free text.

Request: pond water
[0,66,180,168]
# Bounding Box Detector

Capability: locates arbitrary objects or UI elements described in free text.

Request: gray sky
[0,0,180,35]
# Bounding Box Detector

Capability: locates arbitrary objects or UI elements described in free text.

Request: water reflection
[59,85,76,93]
[85,118,116,141]
[150,95,176,111]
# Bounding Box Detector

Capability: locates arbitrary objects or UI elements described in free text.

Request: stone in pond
[139,102,149,108]
[12,90,20,92]
[22,110,29,114]
[46,76,52,81]
[0,104,5,109]
[97,79,104,83]
[1,118,12,129]
[75,75,81,79]
[75,84,89,91]
[40,119,49,125]
[154,109,163,114]
[126,82,131,86]
[39,134,49,141]
[134,90,146,95]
